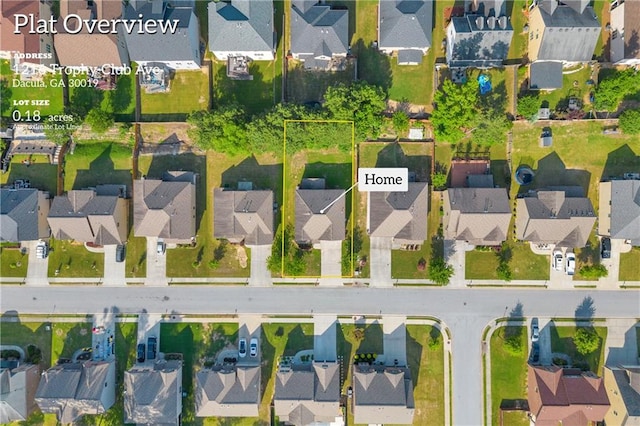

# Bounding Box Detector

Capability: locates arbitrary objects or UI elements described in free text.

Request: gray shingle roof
[368,182,428,242]
[124,360,182,426]
[447,14,513,67]
[379,0,433,51]
[134,173,196,243]
[530,61,563,90]
[607,366,640,417]
[290,2,348,59]
[0,364,39,423]
[208,0,274,55]
[35,361,115,424]
[213,189,274,245]
[608,180,640,245]
[530,3,600,62]
[353,364,415,424]
[195,366,260,417]
[295,189,345,243]
[0,188,45,242]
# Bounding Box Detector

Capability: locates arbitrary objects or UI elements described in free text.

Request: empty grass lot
[550,326,608,374]
[0,155,58,195]
[0,245,28,277]
[490,326,529,426]
[620,247,640,282]
[1,60,65,117]
[47,240,104,278]
[140,69,210,121]
[63,142,133,192]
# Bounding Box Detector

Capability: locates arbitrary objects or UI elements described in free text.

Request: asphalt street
[1,286,638,426]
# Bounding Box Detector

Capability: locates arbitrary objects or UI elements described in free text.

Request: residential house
[367,182,428,247]
[599,180,640,246]
[0,0,55,69]
[124,360,183,426]
[378,0,433,65]
[604,365,640,425]
[528,365,610,425]
[515,188,596,248]
[122,0,201,70]
[290,0,349,70]
[54,0,129,67]
[353,364,415,424]
[295,179,345,245]
[446,0,513,68]
[7,124,59,164]
[610,0,640,66]
[443,188,511,246]
[208,0,275,61]
[48,186,128,246]
[528,0,600,90]
[195,365,260,417]
[133,172,196,244]
[0,364,40,423]
[35,361,116,424]
[0,188,50,242]
[213,188,274,245]
[274,362,341,426]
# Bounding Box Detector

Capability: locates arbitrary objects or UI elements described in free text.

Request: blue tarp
[478,74,492,95]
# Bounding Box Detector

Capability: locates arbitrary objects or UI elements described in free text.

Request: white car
[35,241,48,259]
[566,252,576,276]
[250,338,258,357]
[531,318,539,342]
[157,240,166,255]
[552,250,563,271]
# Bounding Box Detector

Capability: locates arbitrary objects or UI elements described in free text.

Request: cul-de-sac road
[1,286,638,426]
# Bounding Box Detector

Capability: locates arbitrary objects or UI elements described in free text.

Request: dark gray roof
[532,3,600,62]
[368,182,428,241]
[213,189,274,245]
[447,14,513,67]
[195,366,260,417]
[353,364,415,424]
[123,2,200,64]
[0,188,42,242]
[0,364,39,423]
[609,367,640,417]
[295,189,345,243]
[609,180,640,245]
[290,2,348,58]
[397,49,424,64]
[530,61,563,90]
[208,0,274,54]
[379,0,433,51]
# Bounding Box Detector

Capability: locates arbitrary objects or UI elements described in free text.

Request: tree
[85,108,114,133]
[579,263,608,279]
[323,81,386,139]
[619,108,640,135]
[594,69,640,112]
[431,79,480,142]
[187,104,248,154]
[432,172,447,190]
[496,262,512,281]
[517,92,540,120]
[44,115,80,145]
[246,103,314,152]
[471,111,512,146]
[428,257,454,285]
[392,110,410,134]
[573,327,600,355]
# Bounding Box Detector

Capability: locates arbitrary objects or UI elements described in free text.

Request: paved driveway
[25,241,49,286]
[238,315,262,366]
[313,314,337,362]
[248,245,271,286]
[382,316,407,366]
[369,237,392,287]
[145,237,167,286]
[600,238,623,285]
[605,319,639,365]
[320,240,342,278]
[445,240,467,288]
[103,245,126,286]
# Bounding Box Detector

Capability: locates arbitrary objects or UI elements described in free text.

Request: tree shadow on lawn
[284,324,314,357]
[352,39,392,93]
[336,324,353,389]
[260,327,278,400]
[374,142,431,182]
[213,58,272,114]
[354,321,384,355]
[406,329,423,389]
[517,151,591,196]
[72,144,133,192]
[478,80,508,113]
[601,144,640,181]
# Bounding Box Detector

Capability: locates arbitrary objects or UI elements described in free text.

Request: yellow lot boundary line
[282,119,356,279]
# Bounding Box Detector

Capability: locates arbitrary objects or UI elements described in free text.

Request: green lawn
[140,69,210,121]
[466,249,500,280]
[507,1,528,62]
[0,155,58,195]
[467,243,550,282]
[214,58,281,114]
[0,321,53,368]
[47,239,105,278]
[286,60,356,104]
[520,65,594,112]
[1,60,65,118]
[67,72,136,122]
[261,322,315,420]
[620,247,640,282]
[51,322,92,363]
[550,326,608,374]
[490,326,529,426]
[0,246,28,277]
[125,235,147,279]
[63,142,133,192]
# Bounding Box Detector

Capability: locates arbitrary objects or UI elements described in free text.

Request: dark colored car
[137,343,145,363]
[147,337,157,360]
[601,237,611,259]
[530,342,540,364]
[116,245,125,263]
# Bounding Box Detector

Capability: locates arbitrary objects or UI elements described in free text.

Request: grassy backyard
[67,72,136,122]
[620,247,640,282]
[490,325,529,426]
[47,239,105,278]
[0,245,28,277]
[0,60,64,117]
[0,155,58,195]
[550,325,608,374]
[63,142,133,192]
[140,69,210,121]
[507,1,528,62]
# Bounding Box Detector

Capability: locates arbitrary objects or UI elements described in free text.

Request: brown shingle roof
[295,189,345,243]
[1,1,40,55]
[368,182,428,243]
[213,189,274,245]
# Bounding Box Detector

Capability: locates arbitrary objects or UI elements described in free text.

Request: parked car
[566,252,576,276]
[552,249,563,271]
[250,338,258,357]
[531,318,539,343]
[147,337,157,360]
[239,338,247,358]
[157,241,166,255]
[116,245,125,262]
[601,237,611,259]
[35,241,48,259]
[530,342,540,364]
[137,343,145,363]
